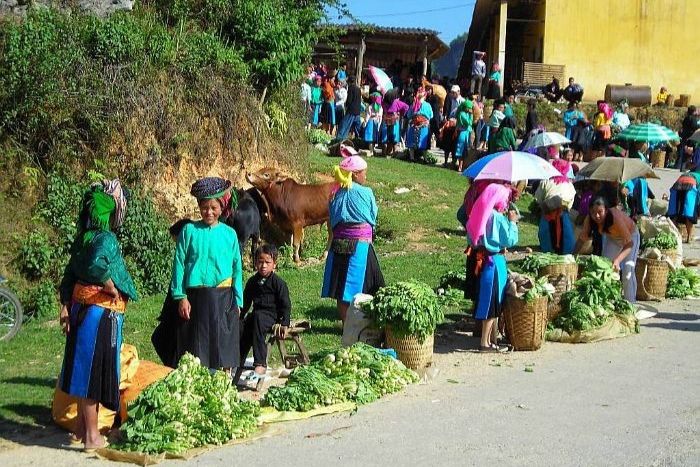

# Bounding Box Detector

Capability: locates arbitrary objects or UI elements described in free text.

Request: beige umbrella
[576,157,659,183]
[689,128,700,143]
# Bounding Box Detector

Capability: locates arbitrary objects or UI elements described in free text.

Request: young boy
[239,244,291,382]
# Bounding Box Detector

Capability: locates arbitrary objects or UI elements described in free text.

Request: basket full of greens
[364,281,444,369]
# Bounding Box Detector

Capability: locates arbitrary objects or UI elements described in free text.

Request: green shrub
[21,279,59,321]
[18,231,54,280]
[84,13,148,64]
[179,31,248,79]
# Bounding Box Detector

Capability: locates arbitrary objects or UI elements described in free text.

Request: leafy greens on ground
[264,343,418,412]
[114,353,260,455]
[666,268,700,298]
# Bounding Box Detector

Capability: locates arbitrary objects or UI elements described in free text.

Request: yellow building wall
[542,0,699,104]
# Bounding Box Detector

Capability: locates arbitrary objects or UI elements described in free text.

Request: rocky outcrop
[0,0,133,18]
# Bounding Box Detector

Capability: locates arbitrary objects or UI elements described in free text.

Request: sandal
[478,345,499,353]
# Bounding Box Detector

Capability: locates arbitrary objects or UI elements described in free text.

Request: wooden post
[497,0,508,91]
[422,36,428,77]
[357,35,366,78]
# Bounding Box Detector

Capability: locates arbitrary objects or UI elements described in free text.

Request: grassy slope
[0,150,538,428]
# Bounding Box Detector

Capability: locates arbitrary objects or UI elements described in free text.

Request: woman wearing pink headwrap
[464,183,519,352]
[405,87,434,161]
[535,159,576,254]
[592,100,613,156]
[322,155,384,323]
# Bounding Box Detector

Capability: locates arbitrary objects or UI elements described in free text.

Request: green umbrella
[615,122,679,143]
[577,157,659,183]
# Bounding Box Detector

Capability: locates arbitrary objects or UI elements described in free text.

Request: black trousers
[240,311,277,367]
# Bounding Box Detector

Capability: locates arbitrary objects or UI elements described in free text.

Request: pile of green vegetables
[363,281,444,343]
[577,255,619,282]
[114,354,260,455]
[517,253,576,275]
[555,277,635,333]
[666,268,700,298]
[307,128,332,145]
[524,276,555,303]
[264,343,418,412]
[642,232,678,250]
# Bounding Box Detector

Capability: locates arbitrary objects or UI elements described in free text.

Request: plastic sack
[637,216,683,267]
[342,293,382,347]
[546,313,639,343]
[257,402,356,424]
[119,360,173,422]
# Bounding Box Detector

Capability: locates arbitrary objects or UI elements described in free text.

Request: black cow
[225,188,262,262]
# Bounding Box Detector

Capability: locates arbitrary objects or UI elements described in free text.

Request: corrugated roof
[330,23,443,38]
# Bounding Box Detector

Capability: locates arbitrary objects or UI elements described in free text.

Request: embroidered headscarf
[333,155,367,190]
[551,159,572,185]
[412,87,426,113]
[466,183,511,245]
[370,92,382,112]
[77,179,128,246]
[190,177,233,217]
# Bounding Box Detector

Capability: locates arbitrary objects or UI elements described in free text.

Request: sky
[326,0,476,44]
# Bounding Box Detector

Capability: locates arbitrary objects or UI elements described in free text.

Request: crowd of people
[55,55,700,449]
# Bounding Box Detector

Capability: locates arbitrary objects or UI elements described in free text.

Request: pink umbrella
[368,66,393,94]
[462,151,560,182]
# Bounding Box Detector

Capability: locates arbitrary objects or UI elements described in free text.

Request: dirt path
[2,231,698,467]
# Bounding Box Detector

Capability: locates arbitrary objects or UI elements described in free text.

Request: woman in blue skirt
[464,183,519,352]
[363,92,383,154]
[322,154,384,324]
[667,170,700,243]
[406,87,434,161]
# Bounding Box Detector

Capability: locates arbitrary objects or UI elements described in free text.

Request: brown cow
[246,168,335,263]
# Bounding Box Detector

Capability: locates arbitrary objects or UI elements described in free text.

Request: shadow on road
[0,404,67,450]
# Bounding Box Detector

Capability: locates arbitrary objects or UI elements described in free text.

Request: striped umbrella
[462,151,560,182]
[523,131,571,150]
[615,122,679,143]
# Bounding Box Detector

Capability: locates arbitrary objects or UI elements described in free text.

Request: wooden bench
[234,320,311,389]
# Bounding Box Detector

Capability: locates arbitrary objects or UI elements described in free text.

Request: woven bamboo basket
[385,326,434,370]
[538,262,578,321]
[503,295,547,351]
[661,249,679,266]
[635,257,669,301]
[650,150,665,169]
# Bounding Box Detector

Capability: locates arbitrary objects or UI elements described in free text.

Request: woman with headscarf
[453,99,474,172]
[464,184,519,352]
[310,76,323,128]
[592,100,613,156]
[535,159,577,254]
[170,177,243,370]
[320,76,336,134]
[362,92,383,154]
[485,62,502,100]
[380,88,409,157]
[322,152,384,323]
[58,179,137,451]
[334,79,347,128]
[405,86,434,161]
[488,115,517,154]
[667,168,700,243]
[574,197,640,301]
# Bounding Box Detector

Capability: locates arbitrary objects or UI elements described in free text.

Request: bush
[32,173,172,297]
[18,231,54,280]
[21,279,59,321]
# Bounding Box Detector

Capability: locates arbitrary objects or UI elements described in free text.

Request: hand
[101,281,119,303]
[273,324,288,339]
[178,298,191,320]
[59,305,69,335]
[508,209,519,223]
[612,260,621,272]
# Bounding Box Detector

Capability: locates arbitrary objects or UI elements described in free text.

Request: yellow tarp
[257,402,356,424]
[546,314,640,343]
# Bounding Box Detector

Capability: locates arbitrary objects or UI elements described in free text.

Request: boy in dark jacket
[239,244,291,381]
